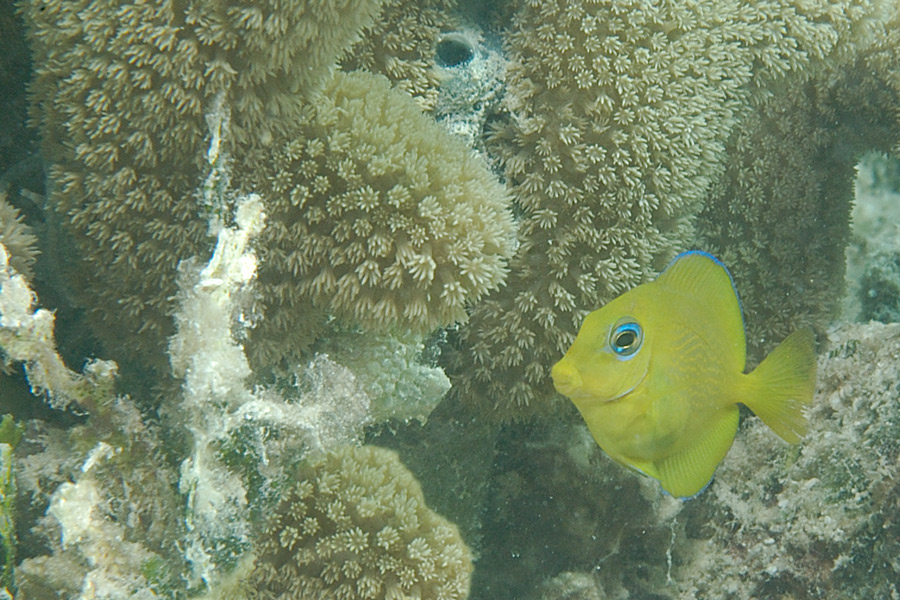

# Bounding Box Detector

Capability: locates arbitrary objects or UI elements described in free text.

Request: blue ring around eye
[610,321,642,359]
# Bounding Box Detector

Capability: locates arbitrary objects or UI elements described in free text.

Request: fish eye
[610,320,642,358]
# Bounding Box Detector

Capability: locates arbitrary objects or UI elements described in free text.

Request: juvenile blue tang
[551,251,817,498]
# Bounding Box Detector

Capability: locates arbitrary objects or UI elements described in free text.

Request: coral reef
[241,70,515,367]
[18,0,385,370]
[343,0,460,111]
[450,0,900,418]
[671,322,900,599]
[249,444,473,600]
[0,193,37,281]
[697,18,900,357]
[6,1,900,599]
[21,0,515,377]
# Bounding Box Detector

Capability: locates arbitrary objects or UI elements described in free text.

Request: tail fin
[742,328,817,443]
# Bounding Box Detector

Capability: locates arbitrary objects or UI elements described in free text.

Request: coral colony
[0,0,898,598]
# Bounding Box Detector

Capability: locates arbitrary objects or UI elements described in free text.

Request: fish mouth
[552,357,649,403]
[551,360,583,397]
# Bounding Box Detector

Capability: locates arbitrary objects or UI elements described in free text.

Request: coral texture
[697,17,900,358]
[672,322,900,599]
[250,444,473,600]
[14,403,185,599]
[343,0,459,111]
[242,70,515,367]
[19,0,383,368]
[0,241,115,411]
[0,193,37,281]
[450,0,896,418]
[316,328,451,425]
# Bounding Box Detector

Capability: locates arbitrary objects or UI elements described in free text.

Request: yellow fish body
[550,251,817,498]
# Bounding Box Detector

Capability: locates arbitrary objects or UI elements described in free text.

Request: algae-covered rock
[672,322,900,599]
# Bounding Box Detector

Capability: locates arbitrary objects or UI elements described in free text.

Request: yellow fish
[550,251,817,498]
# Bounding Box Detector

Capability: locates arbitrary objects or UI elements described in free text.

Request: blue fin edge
[661,250,745,331]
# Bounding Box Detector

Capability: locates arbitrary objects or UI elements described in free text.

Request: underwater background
[0,0,899,598]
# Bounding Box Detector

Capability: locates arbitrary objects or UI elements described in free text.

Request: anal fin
[656,406,740,498]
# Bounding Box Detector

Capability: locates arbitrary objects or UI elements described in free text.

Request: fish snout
[551,359,583,397]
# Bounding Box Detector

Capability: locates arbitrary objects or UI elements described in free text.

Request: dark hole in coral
[436,34,474,68]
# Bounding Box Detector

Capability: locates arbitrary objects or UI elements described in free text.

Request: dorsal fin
[654,251,746,370]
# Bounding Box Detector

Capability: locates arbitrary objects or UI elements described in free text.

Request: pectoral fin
[655,406,740,498]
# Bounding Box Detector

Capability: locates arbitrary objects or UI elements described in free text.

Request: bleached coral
[0,241,116,411]
[316,328,450,424]
[169,192,379,584]
[250,444,473,600]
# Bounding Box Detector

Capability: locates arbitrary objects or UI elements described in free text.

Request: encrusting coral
[249,444,473,600]
[241,70,515,368]
[449,0,899,418]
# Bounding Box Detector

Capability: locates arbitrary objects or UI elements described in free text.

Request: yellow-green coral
[243,70,515,367]
[450,0,897,419]
[20,0,383,368]
[251,444,473,600]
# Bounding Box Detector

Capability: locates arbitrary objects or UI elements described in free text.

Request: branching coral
[242,70,515,368]
[697,16,900,358]
[250,444,473,600]
[449,0,898,419]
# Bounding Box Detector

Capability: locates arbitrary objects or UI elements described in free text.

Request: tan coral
[697,14,900,360]
[450,0,897,420]
[0,192,38,281]
[243,70,515,367]
[251,444,473,600]
[20,0,383,370]
[344,0,461,112]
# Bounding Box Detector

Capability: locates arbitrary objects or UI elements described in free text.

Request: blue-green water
[1,1,899,598]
